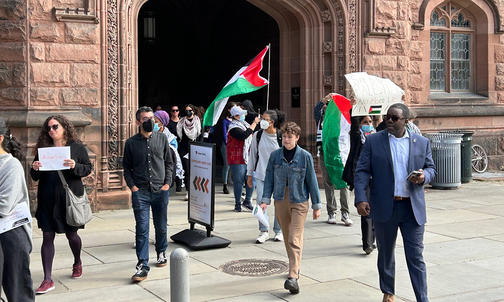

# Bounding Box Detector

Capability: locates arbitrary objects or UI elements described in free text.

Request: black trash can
[441,130,474,183]
[459,131,474,183]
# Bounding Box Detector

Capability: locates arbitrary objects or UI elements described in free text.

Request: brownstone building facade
[1,0,503,210]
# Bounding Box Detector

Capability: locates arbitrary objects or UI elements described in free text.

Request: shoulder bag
[57,171,93,227]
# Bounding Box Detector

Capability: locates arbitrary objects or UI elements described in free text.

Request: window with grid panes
[430,3,473,92]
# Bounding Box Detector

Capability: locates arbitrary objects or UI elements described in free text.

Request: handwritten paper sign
[0,202,32,234]
[38,146,71,171]
[345,72,404,117]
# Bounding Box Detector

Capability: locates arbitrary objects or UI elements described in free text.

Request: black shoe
[284,277,299,294]
[223,184,229,194]
[176,186,182,192]
[131,264,149,282]
[234,207,242,212]
[156,252,167,267]
[242,202,253,211]
[364,247,373,255]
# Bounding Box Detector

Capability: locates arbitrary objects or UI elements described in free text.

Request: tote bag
[57,171,93,227]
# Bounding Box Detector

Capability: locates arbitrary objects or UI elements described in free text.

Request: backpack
[254,129,282,171]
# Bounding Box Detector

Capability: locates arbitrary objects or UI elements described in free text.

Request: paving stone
[34,284,161,302]
[141,270,318,302]
[430,287,504,302]
[467,204,504,217]
[423,238,504,265]
[269,279,408,302]
[426,218,504,239]
[425,208,499,225]
[211,292,285,301]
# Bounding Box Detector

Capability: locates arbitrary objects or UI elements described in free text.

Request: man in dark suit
[354,103,436,302]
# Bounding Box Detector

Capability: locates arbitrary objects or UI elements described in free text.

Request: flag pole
[266,43,271,111]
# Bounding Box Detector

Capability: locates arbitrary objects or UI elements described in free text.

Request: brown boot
[382,293,394,302]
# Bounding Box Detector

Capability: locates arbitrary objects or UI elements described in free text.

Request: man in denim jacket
[260,122,321,294]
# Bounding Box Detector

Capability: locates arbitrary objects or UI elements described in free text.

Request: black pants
[181,157,190,192]
[361,215,375,251]
[0,227,34,302]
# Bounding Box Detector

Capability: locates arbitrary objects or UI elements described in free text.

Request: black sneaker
[284,277,299,294]
[223,184,229,194]
[131,264,149,282]
[156,252,167,267]
[242,202,253,211]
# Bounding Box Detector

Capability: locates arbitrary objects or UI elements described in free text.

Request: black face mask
[186,111,193,118]
[142,119,154,132]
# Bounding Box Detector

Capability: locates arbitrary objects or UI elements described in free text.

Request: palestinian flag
[322,94,352,189]
[369,105,382,114]
[202,46,269,127]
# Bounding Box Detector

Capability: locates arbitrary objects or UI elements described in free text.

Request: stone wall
[363,0,504,170]
[29,0,100,108]
[0,0,27,106]
[0,0,102,209]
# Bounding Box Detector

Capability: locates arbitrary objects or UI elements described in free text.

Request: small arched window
[430,3,474,92]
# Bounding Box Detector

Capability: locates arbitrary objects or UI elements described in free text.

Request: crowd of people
[0,96,434,302]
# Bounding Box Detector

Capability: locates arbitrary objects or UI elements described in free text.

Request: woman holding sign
[0,118,35,301]
[30,115,92,294]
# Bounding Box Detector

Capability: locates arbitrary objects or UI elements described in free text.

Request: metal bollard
[170,248,190,302]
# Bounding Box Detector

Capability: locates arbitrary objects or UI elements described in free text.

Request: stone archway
[98,0,354,192]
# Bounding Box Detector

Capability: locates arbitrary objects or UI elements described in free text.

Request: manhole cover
[220,259,288,277]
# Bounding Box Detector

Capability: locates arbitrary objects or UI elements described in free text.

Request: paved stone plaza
[25,180,504,302]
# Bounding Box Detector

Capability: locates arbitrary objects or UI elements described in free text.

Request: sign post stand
[171,142,231,250]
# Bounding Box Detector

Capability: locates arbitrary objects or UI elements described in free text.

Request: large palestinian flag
[202,46,269,128]
[322,94,352,189]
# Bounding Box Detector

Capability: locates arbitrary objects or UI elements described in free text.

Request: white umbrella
[344,72,404,117]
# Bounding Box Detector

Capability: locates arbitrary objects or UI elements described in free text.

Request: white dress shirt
[388,131,410,197]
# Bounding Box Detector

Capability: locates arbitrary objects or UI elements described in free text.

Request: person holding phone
[354,104,436,302]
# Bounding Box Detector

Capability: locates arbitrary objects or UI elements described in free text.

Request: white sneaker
[327,213,337,224]
[184,193,189,201]
[341,212,353,226]
[256,231,269,244]
[274,233,283,242]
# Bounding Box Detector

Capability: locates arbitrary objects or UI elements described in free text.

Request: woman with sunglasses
[176,104,202,200]
[30,115,92,294]
[0,118,35,301]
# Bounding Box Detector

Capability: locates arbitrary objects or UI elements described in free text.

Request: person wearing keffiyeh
[176,104,202,199]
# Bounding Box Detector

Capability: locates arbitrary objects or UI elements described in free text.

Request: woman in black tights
[30,115,92,294]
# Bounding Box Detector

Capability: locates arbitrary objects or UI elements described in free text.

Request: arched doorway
[100,0,349,195]
[137,0,280,112]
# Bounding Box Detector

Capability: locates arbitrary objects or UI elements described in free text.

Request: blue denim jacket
[261,145,321,210]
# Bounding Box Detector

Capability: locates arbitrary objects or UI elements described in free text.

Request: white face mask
[260,120,270,130]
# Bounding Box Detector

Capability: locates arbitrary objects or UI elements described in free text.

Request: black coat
[31,141,92,233]
[342,131,364,191]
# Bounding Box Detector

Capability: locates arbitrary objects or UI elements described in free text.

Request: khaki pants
[274,190,309,279]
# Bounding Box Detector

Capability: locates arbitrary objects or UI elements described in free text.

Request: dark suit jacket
[354,130,436,225]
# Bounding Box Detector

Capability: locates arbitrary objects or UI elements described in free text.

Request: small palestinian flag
[369,105,382,114]
[202,46,269,127]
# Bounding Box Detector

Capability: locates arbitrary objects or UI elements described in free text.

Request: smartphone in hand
[407,170,422,182]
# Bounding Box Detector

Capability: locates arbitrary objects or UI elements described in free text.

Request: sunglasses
[171,109,179,112]
[47,124,59,131]
[385,115,405,122]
